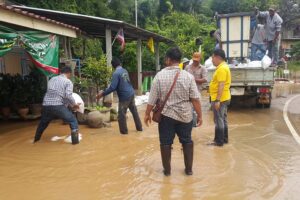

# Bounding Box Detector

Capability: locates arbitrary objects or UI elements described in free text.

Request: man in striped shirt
[33,66,80,145]
[144,47,202,176]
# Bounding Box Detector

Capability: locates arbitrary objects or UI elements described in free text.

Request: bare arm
[213,82,225,111]
[190,98,202,127]
[144,104,154,126]
[195,78,207,84]
[216,82,225,101]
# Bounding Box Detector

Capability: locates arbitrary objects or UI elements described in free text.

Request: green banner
[0,25,59,76]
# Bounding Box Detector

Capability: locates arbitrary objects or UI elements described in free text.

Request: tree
[279,0,300,25]
[82,56,112,92]
[291,42,300,60]
[148,11,215,59]
[210,0,279,14]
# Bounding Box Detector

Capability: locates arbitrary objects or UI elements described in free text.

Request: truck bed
[207,67,275,87]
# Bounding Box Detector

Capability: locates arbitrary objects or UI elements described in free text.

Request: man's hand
[96,91,104,101]
[144,113,152,127]
[196,116,203,127]
[72,103,81,110]
[214,101,221,111]
[273,37,278,43]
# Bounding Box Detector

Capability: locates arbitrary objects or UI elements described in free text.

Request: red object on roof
[0,5,81,32]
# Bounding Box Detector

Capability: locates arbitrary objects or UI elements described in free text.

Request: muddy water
[1,95,300,200]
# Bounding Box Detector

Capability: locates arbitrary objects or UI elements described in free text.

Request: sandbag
[72,93,84,113]
[262,51,272,69]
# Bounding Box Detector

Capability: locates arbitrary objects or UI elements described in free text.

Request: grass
[288,61,300,72]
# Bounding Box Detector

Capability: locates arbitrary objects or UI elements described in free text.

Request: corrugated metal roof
[12,5,173,43]
[0,5,81,32]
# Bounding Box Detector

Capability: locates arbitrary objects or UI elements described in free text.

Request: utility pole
[135,0,138,27]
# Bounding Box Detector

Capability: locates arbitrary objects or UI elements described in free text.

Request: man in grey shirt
[33,66,80,145]
[256,7,283,65]
[251,21,266,61]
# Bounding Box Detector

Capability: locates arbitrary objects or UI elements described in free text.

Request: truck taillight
[258,88,270,93]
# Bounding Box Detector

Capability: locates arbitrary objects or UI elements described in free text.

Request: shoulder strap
[160,71,180,109]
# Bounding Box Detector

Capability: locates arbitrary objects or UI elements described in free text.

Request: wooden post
[63,37,68,59]
[82,38,86,59]
[104,26,113,106]
[155,41,160,72]
[67,37,72,59]
[105,26,112,67]
[137,38,142,95]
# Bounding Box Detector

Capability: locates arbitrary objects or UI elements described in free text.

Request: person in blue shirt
[96,57,143,134]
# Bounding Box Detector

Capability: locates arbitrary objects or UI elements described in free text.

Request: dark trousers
[35,105,78,138]
[118,95,142,134]
[211,101,230,145]
[158,115,193,145]
[267,40,279,64]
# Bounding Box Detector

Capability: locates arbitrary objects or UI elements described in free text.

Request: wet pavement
[1,92,300,200]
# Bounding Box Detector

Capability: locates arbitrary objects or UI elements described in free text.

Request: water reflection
[0,96,300,199]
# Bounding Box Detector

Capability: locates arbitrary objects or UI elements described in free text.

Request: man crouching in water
[144,47,202,176]
[33,66,81,145]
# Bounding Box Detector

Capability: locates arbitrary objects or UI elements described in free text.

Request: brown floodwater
[1,92,300,200]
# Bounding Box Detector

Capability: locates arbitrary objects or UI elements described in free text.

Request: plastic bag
[262,51,272,69]
[72,93,84,113]
[247,61,262,68]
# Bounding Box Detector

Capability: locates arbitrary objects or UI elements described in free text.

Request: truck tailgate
[207,67,274,86]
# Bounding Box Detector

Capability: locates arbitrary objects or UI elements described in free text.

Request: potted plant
[28,67,47,115]
[78,56,112,127]
[0,73,13,119]
[11,74,31,119]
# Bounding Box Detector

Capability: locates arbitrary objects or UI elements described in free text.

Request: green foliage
[291,42,300,60]
[28,67,47,104]
[150,12,215,60]
[287,61,300,71]
[10,74,31,107]
[82,56,112,92]
[71,37,103,60]
[210,0,279,14]
[0,73,13,107]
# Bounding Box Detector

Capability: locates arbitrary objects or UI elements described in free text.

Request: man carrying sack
[144,47,202,176]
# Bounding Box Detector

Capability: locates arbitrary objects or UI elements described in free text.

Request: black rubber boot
[160,145,172,176]
[71,130,79,145]
[33,132,43,143]
[182,142,193,175]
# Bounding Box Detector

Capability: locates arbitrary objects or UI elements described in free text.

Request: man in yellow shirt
[209,49,231,147]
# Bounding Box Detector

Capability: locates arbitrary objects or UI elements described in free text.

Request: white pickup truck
[207,66,274,107]
[207,12,274,108]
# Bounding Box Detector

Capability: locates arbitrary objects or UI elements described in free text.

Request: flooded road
[1,94,300,200]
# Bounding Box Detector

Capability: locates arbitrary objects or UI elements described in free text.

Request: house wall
[2,47,32,75]
[4,53,21,75]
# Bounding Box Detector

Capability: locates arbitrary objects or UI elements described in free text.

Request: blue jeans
[118,95,142,134]
[251,43,266,61]
[35,105,78,140]
[211,101,230,145]
[158,115,193,145]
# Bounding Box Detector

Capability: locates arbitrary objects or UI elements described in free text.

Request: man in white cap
[256,6,283,66]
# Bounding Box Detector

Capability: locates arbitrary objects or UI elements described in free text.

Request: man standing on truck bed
[255,6,283,66]
[209,49,231,147]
